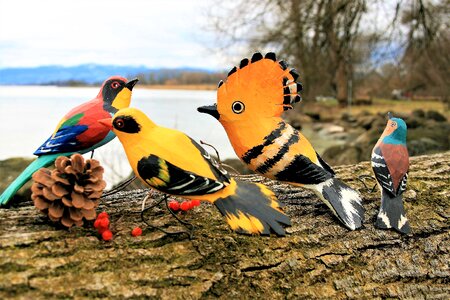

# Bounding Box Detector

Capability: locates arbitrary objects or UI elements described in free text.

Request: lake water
[0,86,338,186]
[0,86,237,185]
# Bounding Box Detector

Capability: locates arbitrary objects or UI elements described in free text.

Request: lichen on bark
[0,152,449,299]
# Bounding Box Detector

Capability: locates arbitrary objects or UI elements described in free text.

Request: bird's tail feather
[0,155,57,206]
[314,178,364,230]
[213,179,291,236]
[375,189,411,234]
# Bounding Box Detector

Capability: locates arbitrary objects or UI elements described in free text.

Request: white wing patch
[398,214,409,229]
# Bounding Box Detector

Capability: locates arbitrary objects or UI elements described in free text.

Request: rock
[305,111,321,121]
[341,112,357,123]
[426,110,447,122]
[321,145,362,165]
[412,109,426,118]
[319,124,345,135]
[356,115,378,130]
[405,116,422,129]
[408,138,443,156]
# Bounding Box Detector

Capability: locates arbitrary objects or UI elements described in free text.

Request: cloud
[0,0,222,69]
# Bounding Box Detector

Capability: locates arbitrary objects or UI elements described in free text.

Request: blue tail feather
[0,155,59,206]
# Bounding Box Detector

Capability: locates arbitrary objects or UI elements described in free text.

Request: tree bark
[1,152,449,299]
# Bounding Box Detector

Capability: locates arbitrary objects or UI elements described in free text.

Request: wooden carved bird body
[0,76,138,205]
[371,113,410,234]
[198,52,364,230]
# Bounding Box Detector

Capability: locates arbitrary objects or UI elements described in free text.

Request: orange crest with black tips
[217,52,302,122]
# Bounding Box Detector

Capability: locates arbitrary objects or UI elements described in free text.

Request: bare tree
[207,0,449,105]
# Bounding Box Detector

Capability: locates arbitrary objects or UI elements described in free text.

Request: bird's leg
[357,175,377,193]
[200,140,240,175]
[200,140,222,162]
[140,194,190,237]
[101,176,137,197]
[164,197,195,238]
[90,150,95,159]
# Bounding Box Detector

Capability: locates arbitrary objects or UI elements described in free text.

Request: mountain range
[0,64,215,85]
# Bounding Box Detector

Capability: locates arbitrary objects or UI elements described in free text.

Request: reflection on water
[0,86,340,186]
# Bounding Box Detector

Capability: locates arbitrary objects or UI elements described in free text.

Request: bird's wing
[380,143,409,195]
[316,151,336,176]
[371,147,398,196]
[137,153,226,196]
[34,100,110,155]
[274,154,334,185]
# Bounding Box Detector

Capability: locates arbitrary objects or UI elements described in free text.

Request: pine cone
[31,154,106,227]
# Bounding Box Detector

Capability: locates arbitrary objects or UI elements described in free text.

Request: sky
[0,0,226,69]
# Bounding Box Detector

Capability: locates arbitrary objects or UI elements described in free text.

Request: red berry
[94,219,101,229]
[168,200,180,211]
[191,199,201,207]
[97,227,108,234]
[102,230,113,241]
[98,218,110,229]
[97,212,109,219]
[180,201,191,211]
[131,227,143,237]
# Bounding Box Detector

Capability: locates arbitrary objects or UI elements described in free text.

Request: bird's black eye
[391,122,396,127]
[232,101,245,114]
[111,81,121,89]
[114,118,125,129]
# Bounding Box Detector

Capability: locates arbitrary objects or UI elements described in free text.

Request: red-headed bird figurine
[371,112,411,234]
[0,76,138,206]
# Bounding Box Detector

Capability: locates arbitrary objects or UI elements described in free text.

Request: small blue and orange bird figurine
[198,52,364,230]
[371,112,410,234]
[98,107,291,236]
[0,76,138,206]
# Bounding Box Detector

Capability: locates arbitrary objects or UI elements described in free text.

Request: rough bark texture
[0,152,449,299]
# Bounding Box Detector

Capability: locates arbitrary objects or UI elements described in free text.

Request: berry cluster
[168,199,200,212]
[94,211,112,241]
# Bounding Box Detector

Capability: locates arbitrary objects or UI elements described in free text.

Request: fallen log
[0,152,449,299]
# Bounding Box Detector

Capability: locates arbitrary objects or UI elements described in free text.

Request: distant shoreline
[0,84,217,91]
[140,84,216,91]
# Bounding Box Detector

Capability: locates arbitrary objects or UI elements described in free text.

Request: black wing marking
[187,137,231,184]
[316,151,336,176]
[371,147,397,197]
[398,172,408,195]
[137,154,226,196]
[275,154,334,185]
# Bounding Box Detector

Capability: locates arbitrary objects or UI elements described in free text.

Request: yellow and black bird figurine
[198,52,364,230]
[98,107,291,236]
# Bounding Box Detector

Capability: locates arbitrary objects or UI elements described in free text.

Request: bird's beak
[387,112,393,119]
[125,78,139,91]
[98,118,113,129]
[197,104,220,120]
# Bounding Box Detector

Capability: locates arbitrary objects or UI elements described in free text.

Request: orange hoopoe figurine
[198,52,364,230]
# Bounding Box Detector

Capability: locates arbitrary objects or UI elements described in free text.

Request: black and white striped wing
[371,147,396,196]
[137,154,226,196]
[397,172,408,195]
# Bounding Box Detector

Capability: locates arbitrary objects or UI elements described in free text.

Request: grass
[352,98,449,116]
[303,98,449,121]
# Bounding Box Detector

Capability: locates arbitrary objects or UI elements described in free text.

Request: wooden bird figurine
[0,76,138,206]
[98,107,291,236]
[371,112,411,234]
[198,52,364,230]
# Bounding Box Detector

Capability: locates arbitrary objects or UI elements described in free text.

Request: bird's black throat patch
[113,115,141,133]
